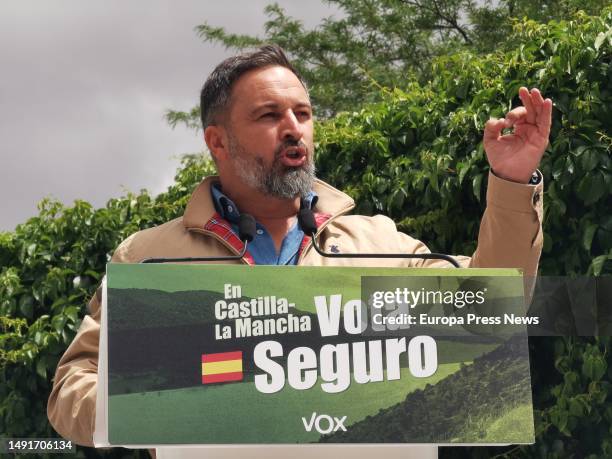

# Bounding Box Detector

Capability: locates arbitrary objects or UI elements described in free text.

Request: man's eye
[296,110,311,118]
[260,112,277,119]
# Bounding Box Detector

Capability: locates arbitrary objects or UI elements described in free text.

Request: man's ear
[204,125,229,162]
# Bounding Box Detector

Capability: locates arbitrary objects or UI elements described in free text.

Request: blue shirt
[211,183,317,265]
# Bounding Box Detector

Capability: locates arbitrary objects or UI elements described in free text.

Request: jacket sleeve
[469,171,543,275]
[405,171,544,275]
[47,287,102,446]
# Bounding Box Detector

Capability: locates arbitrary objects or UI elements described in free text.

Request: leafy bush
[0,157,215,458]
[1,8,611,459]
[315,9,612,276]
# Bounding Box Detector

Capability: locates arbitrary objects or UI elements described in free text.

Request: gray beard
[229,138,315,199]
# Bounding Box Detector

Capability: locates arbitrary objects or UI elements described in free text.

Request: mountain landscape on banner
[107,287,500,395]
[319,334,533,444]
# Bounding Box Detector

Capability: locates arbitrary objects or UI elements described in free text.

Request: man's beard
[227,134,315,199]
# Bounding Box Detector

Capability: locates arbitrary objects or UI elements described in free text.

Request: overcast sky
[0,0,337,231]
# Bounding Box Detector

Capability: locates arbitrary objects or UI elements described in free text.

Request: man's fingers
[519,87,536,124]
[531,88,545,106]
[537,98,553,137]
[484,118,506,141]
[505,107,528,126]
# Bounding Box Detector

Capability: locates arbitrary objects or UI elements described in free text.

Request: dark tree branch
[400,0,473,44]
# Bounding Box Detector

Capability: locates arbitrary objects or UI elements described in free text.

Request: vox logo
[301,412,347,434]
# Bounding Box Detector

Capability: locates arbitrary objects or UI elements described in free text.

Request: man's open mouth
[279,146,307,167]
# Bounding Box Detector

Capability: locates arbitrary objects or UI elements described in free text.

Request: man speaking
[48,45,552,455]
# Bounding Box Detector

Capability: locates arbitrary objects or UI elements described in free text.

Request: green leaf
[550,407,569,435]
[51,315,68,334]
[35,358,47,379]
[18,296,34,319]
[594,32,606,51]
[64,306,79,323]
[582,223,598,251]
[390,188,406,210]
[552,156,566,180]
[458,163,470,185]
[589,254,610,276]
[577,172,606,205]
[472,174,483,202]
[582,355,607,381]
[568,398,585,417]
[579,148,599,171]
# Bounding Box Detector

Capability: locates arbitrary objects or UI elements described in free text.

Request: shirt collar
[211,182,318,224]
[182,176,354,231]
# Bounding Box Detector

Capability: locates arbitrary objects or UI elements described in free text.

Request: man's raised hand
[483,87,553,183]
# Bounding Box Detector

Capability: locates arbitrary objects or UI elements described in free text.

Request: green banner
[104,264,534,445]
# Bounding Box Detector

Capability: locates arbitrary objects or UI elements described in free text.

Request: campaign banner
[97,264,535,446]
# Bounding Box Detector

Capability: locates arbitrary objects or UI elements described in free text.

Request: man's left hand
[483,87,553,183]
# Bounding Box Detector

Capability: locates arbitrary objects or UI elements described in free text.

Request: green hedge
[0,158,216,458]
[1,8,611,459]
[315,10,611,276]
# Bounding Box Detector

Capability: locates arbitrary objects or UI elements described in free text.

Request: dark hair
[200,44,308,130]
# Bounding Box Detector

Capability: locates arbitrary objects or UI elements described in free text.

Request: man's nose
[280,110,303,141]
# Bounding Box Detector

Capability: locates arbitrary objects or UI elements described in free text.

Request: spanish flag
[201,351,243,384]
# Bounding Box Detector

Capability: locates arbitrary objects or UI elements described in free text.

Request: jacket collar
[182,175,355,230]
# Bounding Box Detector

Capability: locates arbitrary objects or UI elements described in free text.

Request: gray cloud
[0,0,337,231]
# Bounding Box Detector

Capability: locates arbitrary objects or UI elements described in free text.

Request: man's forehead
[230,66,309,105]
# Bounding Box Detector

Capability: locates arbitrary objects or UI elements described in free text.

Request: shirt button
[256,229,264,235]
[227,205,233,213]
[533,192,540,205]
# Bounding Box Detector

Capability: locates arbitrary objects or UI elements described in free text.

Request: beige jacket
[47,172,543,446]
